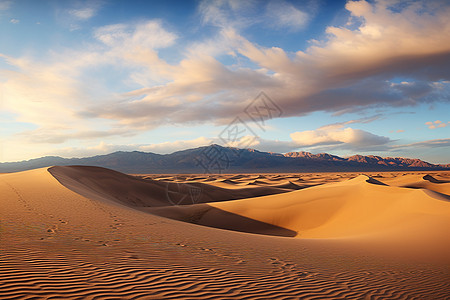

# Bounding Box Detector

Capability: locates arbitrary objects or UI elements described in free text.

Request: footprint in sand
[269,258,317,280]
[46,225,58,233]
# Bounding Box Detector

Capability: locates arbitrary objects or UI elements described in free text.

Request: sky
[0,0,449,164]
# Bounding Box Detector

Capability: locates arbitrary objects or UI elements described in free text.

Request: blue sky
[1,0,449,163]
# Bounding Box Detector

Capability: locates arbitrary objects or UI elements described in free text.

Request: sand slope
[149,174,450,261]
[209,175,450,238]
[1,167,449,299]
[49,166,294,207]
[380,174,450,196]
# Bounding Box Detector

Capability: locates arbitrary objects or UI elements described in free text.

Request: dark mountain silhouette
[0,144,448,173]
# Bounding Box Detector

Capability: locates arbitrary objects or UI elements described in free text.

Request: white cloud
[59,1,104,30]
[199,0,312,31]
[68,1,103,20]
[7,1,450,134]
[290,123,391,149]
[94,20,177,49]
[0,54,84,129]
[426,120,448,129]
[0,49,125,150]
[198,0,256,28]
[275,116,388,151]
[242,137,296,153]
[9,18,19,24]
[0,19,179,146]
[266,0,309,31]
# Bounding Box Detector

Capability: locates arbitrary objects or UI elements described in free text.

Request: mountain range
[1,144,449,173]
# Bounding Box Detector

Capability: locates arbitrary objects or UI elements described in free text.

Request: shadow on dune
[146,205,297,237]
[423,174,450,184]
[365,177,388,186]
[384,174,450,198]
[422,190,450,202]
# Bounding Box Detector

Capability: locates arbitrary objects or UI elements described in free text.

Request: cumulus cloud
[281,115,391,151]
[243,138,297,153]
[98,0,450,130]
[290,124,391,149]
[9,18,19,23]
[234,0,448,108]
[216,116,391,153]
[82,27,276,128]
[426,120,448,129]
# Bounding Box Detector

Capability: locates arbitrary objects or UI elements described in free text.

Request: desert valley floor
[1,166,449,299]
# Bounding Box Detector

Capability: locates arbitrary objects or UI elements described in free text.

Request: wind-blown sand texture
[1,166,449,299]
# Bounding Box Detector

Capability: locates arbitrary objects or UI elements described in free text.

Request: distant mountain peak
[0,146,448,173]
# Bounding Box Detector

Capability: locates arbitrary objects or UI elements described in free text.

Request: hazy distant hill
[0,144,448,173]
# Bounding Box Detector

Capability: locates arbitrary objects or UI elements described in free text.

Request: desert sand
[1,166,449,299]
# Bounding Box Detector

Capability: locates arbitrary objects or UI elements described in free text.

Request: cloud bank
[1,0,449,162]
[91,0,450,130]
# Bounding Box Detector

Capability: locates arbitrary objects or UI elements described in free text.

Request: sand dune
[49,166,294,207]
[149,174,450,251]
[1,166,449,299]
[380,174,450,196]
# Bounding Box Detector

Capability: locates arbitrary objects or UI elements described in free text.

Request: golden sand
[1,166,449,299]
